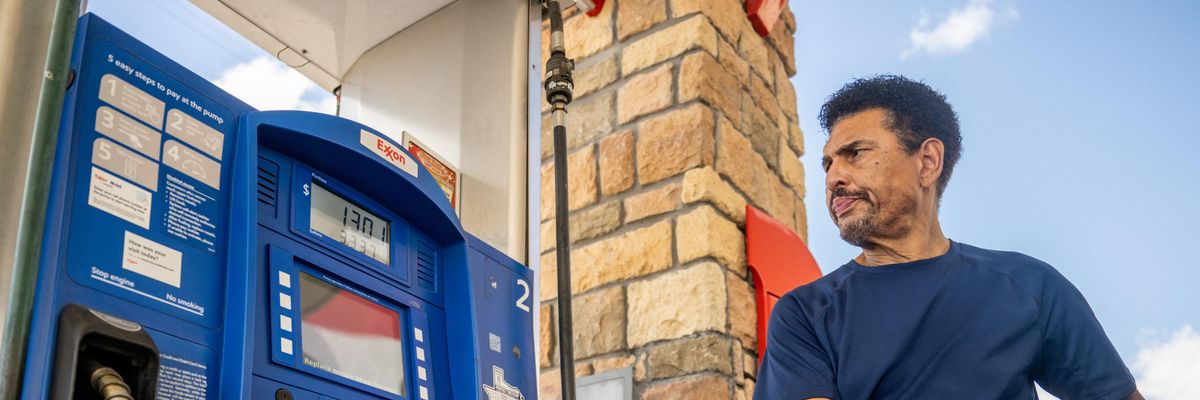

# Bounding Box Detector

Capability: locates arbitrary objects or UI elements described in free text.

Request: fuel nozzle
[49,305,159,400]
[84,359,134,400]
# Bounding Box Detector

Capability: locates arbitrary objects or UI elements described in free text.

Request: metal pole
[0,0,83,396]
[542,1,577,399]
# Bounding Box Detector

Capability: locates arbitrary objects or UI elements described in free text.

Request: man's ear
[918,138,944,190]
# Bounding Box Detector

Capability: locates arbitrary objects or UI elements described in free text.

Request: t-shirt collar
[846,239,960,273]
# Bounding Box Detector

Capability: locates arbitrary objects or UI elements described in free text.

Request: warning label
[88,167,152,229]
[164,174,218,253]
[156,354,209,400]
[123,231,183,288]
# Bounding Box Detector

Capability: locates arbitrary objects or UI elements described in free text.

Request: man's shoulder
[777,264,857,320]
[957,242,1059,278]
[956,242,1073,297]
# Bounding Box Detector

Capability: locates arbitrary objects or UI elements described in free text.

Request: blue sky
[790,0,1200,396]
[87,0,1198,396]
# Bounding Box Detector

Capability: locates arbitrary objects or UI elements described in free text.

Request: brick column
[537,1,803,399]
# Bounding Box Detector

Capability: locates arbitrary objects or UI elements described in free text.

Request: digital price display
[298,271,406,395]
[309,183,390,264]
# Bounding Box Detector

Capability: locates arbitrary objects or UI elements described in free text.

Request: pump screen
[310,183,390,264]
[298,272,406,395]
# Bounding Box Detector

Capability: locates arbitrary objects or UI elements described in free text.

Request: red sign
[747,0,788,37]
[745,205,821,364]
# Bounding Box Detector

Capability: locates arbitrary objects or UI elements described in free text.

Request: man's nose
[826,161,849,192]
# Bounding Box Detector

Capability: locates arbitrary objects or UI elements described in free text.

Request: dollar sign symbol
[303,183,310,196]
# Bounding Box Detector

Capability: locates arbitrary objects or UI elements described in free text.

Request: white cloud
[1132,325,1200,400]
[902,0,1017,58]
[213,56,336,113]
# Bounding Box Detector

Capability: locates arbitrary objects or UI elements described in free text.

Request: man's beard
[832,189,912,249]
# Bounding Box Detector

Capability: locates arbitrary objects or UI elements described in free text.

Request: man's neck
[855,218,950,267]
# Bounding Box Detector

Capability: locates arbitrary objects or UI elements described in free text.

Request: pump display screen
[310,183,390,264]
[298,271,406,395]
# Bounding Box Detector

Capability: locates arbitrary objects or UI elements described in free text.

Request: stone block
[540,303,556,368]
[743,351,758,379]
[624,183,681,223]
[599,130,635,195]
[564,1,614,60]
[770,179,797,232]
[716,116,794,225]
[681,167,747,224]
[643,334,733,380]
[541,91,614,160]
[590,354,635,375]
[782,7,796,31]
[679,51,741,123]
[572,200,623,243]
[540,252,557,302]
[718,36,750,85]
[617,63,674,124]
[627,262,727,346]
[776,67,798,121]
[766,18,796,76]
[636,104,715,184]
[787,121,805,156]
[738,30,772,88]
[671,0,752,44]
[574,286,627,358]
[676,205,745,268]
[726,271,757,351]
[778,137,805,193]
[573,220,673,293]
[618,0,667,40]
[540,369,562,400]
[540,146,598,221]
[622,15,718,75]
[748,73,784,136]
[741,93,780,172]
[795,193,809,243]
[576,53,619,99]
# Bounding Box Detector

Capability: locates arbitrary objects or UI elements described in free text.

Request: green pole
[0,0,82,397]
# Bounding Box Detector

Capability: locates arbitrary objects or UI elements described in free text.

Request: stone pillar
[537,1,803,399]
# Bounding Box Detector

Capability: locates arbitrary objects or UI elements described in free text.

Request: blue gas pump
[19,14,535,400]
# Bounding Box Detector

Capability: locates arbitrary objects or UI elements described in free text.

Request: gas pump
[17,13,536,400]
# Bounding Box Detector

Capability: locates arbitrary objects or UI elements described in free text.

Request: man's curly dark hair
[819,75,963,198]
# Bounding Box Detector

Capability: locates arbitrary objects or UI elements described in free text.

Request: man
[754,75,1140,399]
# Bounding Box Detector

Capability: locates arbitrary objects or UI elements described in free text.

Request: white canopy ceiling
[189,0,456,90]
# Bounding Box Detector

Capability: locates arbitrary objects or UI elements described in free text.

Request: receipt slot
[20,14,536,400]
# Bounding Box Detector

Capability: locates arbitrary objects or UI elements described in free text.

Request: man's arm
[753,294,837,400]
[1031,265,1139,399]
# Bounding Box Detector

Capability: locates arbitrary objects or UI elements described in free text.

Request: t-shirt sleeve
[1031,266,1136,399]
[753,293,836,400]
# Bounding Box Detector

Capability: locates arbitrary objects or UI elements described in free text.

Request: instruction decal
[88,166,152,229]
[123,230,183,288]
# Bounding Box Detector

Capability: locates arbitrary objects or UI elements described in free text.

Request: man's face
[821,108,923,248]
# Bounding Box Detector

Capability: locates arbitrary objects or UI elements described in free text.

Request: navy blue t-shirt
[754,241,1135,399]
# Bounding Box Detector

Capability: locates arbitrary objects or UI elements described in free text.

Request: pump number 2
[515,279,531,313]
